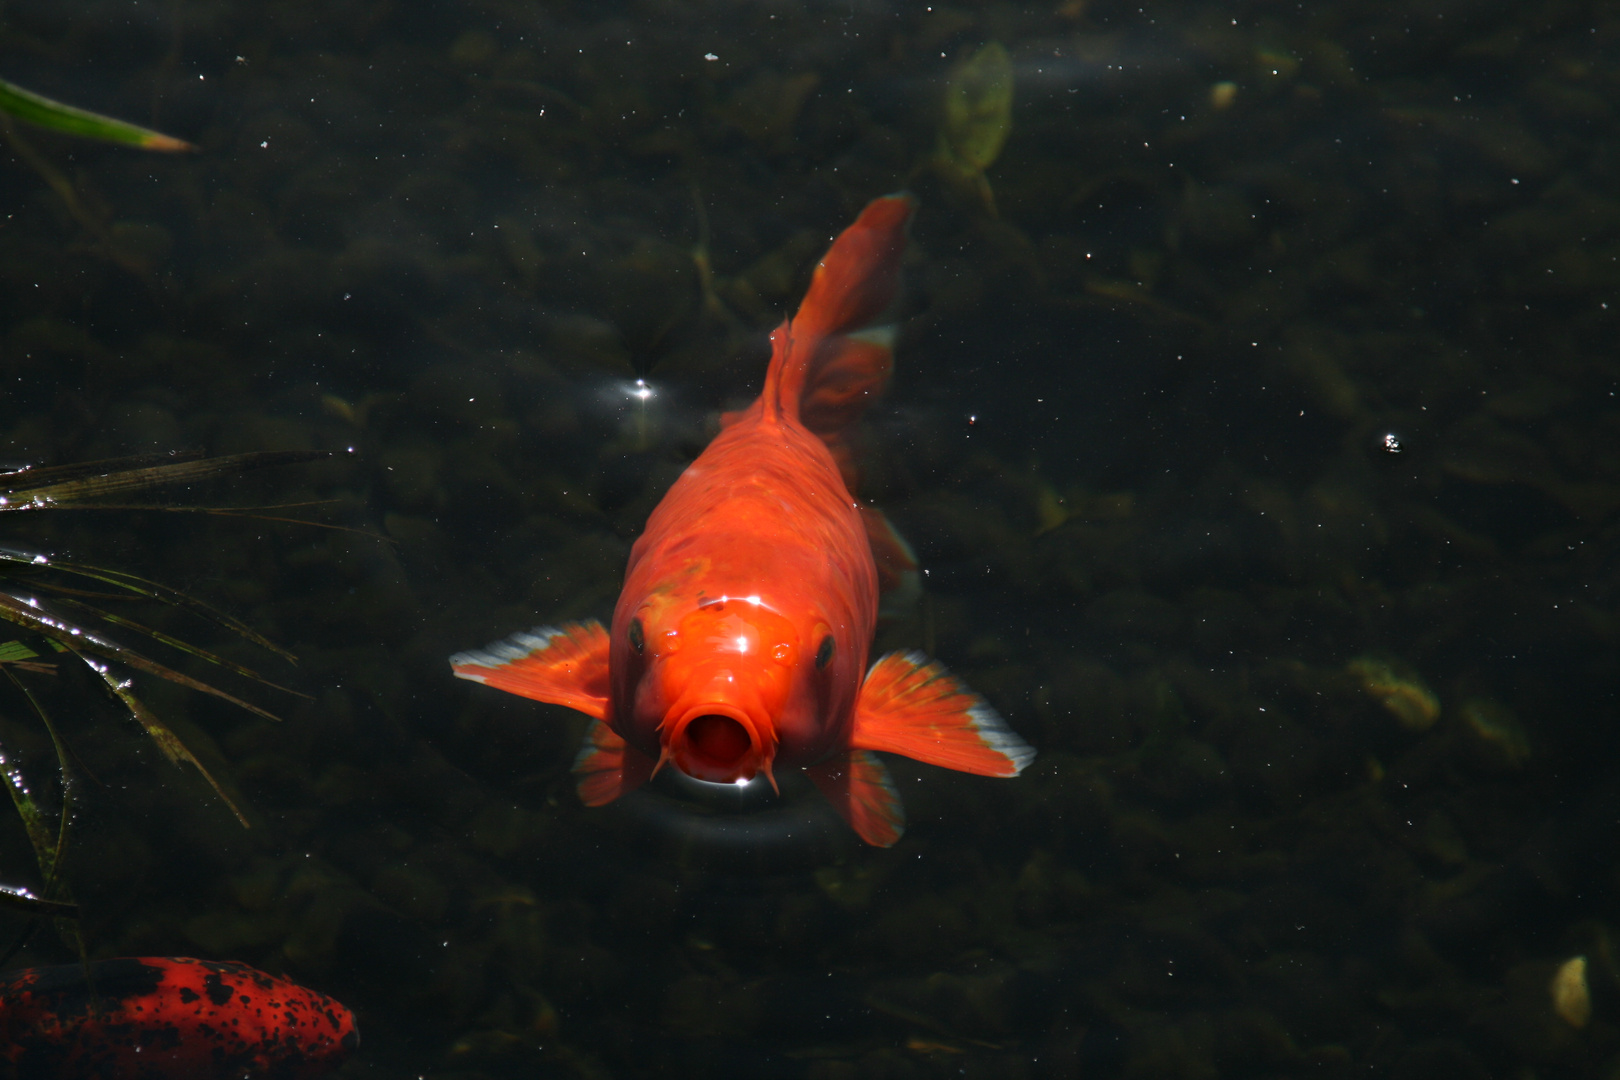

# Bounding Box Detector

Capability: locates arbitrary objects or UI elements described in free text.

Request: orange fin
[449,621,610,720]
[793,195,913,345]
[804,334,895,492]
[763,194,915,427]
[806,750,905,847]
[860,505,922,616]
[852,652,1035,777]
[799,333,897,444]
[572,719,656,806]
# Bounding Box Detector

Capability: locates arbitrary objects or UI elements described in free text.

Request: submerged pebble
[1550,955,1591,1029]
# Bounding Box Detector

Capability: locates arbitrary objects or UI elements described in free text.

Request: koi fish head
[615,594,849,787]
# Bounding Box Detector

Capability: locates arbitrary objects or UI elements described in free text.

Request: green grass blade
[0,77,194,152]
[3,666,76,894]
[11,504,382,544]
[0,450,331,505]
[68,648,250,828]
[0,640,40,664]
[0,887,77,919]
[53,598,308,699]
[0,450,206,490]
[0,553,295,664]
[0,736,57,877]
[0,592,283,723]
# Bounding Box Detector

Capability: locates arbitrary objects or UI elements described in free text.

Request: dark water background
[0,1,1616,1077]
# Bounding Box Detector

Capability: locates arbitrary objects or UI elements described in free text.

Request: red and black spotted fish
[0,956,357,1079]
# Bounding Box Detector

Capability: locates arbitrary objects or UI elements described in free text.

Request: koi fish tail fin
[573,719,657,806]
[852,652,1035,777]
[806,750,906,847]
[450,621,611,720]
[762,193,916,434]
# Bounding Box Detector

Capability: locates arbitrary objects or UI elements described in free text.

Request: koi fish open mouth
[661,700,776,787]
[683,714,752,772]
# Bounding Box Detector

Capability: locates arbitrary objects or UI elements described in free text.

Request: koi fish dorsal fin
[449,621,610,720]
[806,750,906,847]
[852,652,1035,777]
[860,505,922,616]
[573,719,657,806]
[763,193,915,430]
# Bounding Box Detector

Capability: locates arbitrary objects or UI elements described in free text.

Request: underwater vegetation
[0,77,193,153]
[1346,654,1440,732]
[0,33,330,957]
[931,42,1014,217]
[0,451,331,939]
[0,1,1616,1078]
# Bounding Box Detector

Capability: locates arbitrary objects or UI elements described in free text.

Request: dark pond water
[0,1,1616,1077]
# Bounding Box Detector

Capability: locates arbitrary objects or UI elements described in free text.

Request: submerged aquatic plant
[0,449,331,944]
[0,77,193,151]
[0,74,194,279]
[932,42,1014,216]
[1347,654,1441,731]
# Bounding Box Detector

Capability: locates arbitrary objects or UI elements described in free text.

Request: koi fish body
[0,956,358,1079]
[453,195,1033,845]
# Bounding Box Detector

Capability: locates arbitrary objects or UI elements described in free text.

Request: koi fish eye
[628,617,645,654]
[815,634,835,669]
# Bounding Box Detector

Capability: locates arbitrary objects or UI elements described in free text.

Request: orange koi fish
[0,956,358,1079]
[451,194,1033,845]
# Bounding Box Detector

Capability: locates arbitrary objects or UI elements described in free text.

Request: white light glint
[745,594,761,605]
[735,636,748,652]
